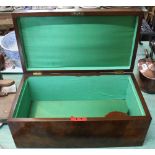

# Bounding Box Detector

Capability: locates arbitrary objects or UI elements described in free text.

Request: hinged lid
[12,8,143,73]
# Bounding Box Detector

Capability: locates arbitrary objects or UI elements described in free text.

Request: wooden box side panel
[8,119,151,148]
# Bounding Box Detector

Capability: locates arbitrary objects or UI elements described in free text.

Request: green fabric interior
[13,75,145,118]
[17,16,138,71]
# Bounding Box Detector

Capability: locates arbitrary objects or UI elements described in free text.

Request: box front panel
[8,119,150,148]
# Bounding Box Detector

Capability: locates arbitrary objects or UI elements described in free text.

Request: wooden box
[8,8,151,148]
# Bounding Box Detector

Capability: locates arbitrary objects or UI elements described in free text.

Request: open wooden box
[8,8,151,148]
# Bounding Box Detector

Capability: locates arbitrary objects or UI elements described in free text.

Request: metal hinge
[71,12,84,16]
[114,70,124,74]
[33,72,42,76]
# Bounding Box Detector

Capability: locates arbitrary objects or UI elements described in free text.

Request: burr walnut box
[8,8,151,148]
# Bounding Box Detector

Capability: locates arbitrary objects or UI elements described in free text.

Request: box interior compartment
[17,15,138,71]
[13,75,145,118]
[13,15,144,118]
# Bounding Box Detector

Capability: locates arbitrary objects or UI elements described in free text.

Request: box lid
[12,8,143,73]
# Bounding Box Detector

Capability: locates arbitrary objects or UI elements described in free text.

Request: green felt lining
[13,75,145,118]
[29,100,128,118]
[17,16,138,71]
[13,80,31,118]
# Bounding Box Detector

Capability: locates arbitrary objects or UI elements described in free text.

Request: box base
[29,100,128,118]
